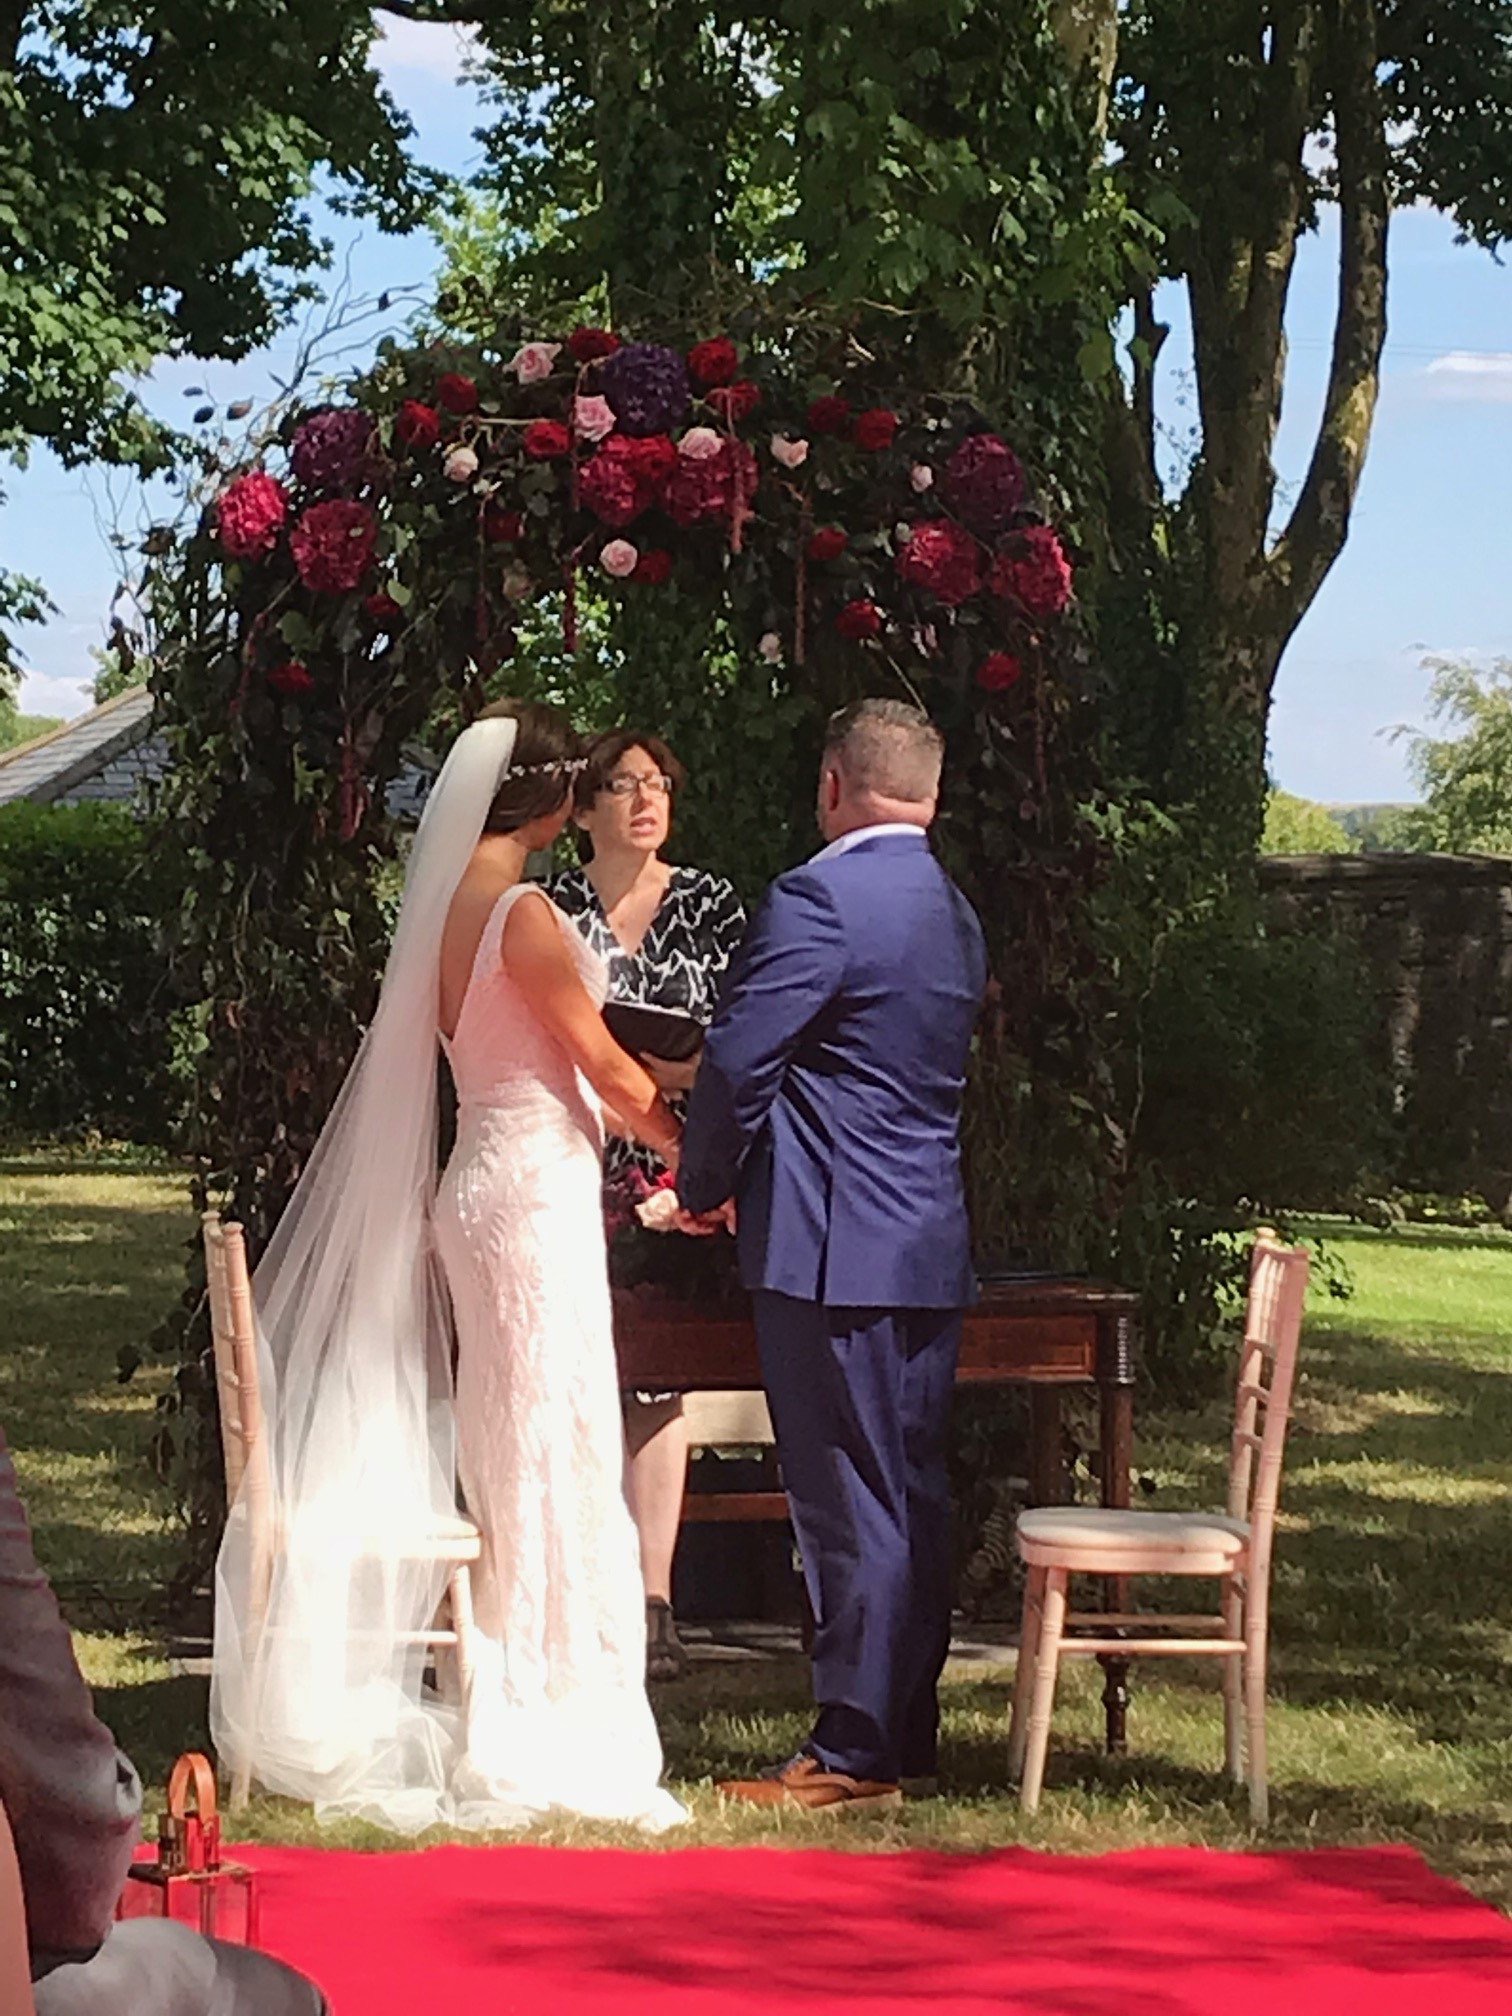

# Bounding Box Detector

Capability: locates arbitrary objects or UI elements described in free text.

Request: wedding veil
[211,715,519,1830]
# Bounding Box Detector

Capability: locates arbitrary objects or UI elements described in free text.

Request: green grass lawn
[2,1149,1509,1901]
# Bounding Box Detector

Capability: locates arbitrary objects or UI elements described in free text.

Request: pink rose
[770,434,809,470]
[443,445,479,484]
[758,631,783,662]
[508,341,562,383]
[910,463,935,493]
[677,426,723,461]
[600,539,640,578]
[574,394,616,443]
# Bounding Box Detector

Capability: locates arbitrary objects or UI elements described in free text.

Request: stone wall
[1259,852,1512,1210]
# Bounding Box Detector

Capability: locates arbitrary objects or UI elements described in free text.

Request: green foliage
[0,803,180,1140]
[1136,904,1394,1219]
[1261,788,1356,856]
[0,2,429,474]
[1332,802,1420,850]
[1391,657,1512,855]
[0,705,63,752]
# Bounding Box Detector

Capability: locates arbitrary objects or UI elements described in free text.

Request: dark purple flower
[596,342,690,438]
[290,407,377,493]
[945,432,1027,536]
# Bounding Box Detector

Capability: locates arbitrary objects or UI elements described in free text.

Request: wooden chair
[1007,1230,1309,1824]
[202,1212,482,1809]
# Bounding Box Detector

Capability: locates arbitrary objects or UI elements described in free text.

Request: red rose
[289,499,379,594]
[567,325,621,364]
[267,660,314,697]
[632,548,673,584]
[436,373,479,415]
[853,407,899,452]
[482,505,525,544]
[216,471,288,560]
[806,526,849,563]
[523,419,572,460]
[395,399,440,450]
[835,598,883,642]
[688,337,740,387]
[989,525,1074,618]
[806,395,851,437]
[897,518,983,606]
[707,379,761,423]
[364,591,405,626]
[976,651,1025,694]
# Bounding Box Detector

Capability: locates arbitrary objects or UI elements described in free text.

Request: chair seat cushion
[1017,1507,1250,1566]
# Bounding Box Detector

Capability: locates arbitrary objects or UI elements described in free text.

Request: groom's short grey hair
[825,698,944,803]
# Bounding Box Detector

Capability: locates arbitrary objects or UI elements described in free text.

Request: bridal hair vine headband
[501,757,589,779]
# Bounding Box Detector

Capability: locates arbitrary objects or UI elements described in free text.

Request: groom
[678,698,988,1813]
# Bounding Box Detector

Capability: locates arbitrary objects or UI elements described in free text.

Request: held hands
[671,1198,736,1238]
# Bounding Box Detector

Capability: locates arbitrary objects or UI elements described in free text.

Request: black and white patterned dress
[547,864,747,1187]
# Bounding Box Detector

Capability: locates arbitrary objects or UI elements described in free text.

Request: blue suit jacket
[678,830,988,1309]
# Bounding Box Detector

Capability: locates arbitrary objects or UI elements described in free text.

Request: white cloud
[1420,352,1512,403]
[17,668,93,721]
[373,11,479,86]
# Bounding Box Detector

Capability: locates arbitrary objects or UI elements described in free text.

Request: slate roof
[0,686,437,819]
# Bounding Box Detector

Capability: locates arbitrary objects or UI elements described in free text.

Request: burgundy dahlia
[568,325,620,364]
[290,408,376,494]
[632,548,673,584]
[945,432,1026,535]
[364,591,405,627]
[483,505,525,544]
[216,471,288,559]
[596,342,690,437]
[289,499,378,594]
[896,519,983,606]
[989,524,1073,618]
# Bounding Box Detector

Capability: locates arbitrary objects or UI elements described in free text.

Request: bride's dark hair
[475,699,583,833]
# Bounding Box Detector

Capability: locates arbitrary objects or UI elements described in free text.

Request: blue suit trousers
[753,1292,962,1783]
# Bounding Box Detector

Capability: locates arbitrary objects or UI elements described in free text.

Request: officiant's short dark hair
[476,699,583,832]
[574,729,686,812]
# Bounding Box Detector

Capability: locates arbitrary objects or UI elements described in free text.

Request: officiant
[549,730,747,1683]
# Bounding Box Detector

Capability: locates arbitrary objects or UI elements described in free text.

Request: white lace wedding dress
[435,883,683,1829]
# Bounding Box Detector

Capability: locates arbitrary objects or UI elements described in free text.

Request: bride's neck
[473,832,533,883]
[586,845,665,911]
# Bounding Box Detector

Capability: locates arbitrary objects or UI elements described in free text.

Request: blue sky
[9,19,1510,806]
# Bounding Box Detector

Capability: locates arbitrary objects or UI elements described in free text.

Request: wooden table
[614,1276,1140,1754]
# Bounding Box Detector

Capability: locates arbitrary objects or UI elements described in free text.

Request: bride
[211,700,685,1832]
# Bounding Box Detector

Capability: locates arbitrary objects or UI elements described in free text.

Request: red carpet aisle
[232,1841,1512,2015]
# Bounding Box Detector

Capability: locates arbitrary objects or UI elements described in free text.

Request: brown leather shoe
[717,1753,902,1815]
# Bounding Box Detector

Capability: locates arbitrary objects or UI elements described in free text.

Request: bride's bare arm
[502,895,681,1163]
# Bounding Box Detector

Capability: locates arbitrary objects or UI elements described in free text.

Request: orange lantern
[117,1753,259,1944]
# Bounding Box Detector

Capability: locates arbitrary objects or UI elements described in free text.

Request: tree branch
[1185,3,1321,607]
[1265,0,1388,649]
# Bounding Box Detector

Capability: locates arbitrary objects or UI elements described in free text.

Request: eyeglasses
[604,773,674,799]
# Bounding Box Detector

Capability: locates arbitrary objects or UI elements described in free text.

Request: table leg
[1097,1317,1137,1755]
